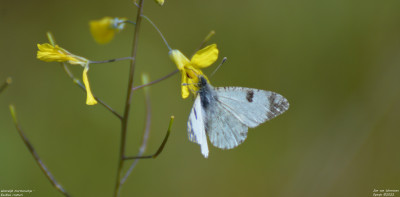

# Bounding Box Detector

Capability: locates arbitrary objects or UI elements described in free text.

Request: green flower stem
[9,105,70,197]
[124,20,136,25]
[123,116,174,160]
[141,15,171,50]
[89,57,134,64]
[118,74,152,191]
[131,69,179,91]
[114,0,145,196]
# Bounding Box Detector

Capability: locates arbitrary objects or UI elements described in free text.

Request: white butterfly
[187,76,289,158]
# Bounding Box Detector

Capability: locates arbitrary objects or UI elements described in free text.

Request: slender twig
[132,69,179,91]
[114,0,145,196]
[117,74,152,195]
[141,15,172,50]
[0,77,12,94]
[123,116,173,160]
[9,105,70,197]
[89,57,134,64]
[62,63,123,120]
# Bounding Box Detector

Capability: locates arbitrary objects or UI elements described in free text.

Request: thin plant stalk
[9,105,70,197]
[89,57,134,64]
[123,117,173,160]
[141,15,171,50]
[132,69,179,91]
[117,74,152,195]
[114,0,145,196]
[117,117,174,196]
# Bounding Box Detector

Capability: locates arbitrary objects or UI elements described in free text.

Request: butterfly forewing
[215,87,289,128]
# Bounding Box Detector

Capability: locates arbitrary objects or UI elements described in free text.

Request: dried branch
[9,105,70,197]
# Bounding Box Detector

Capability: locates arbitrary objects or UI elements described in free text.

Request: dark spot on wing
[246,90,254,102]
[268,93,278,115]
[267,93,289,119]
[267,111,275,120]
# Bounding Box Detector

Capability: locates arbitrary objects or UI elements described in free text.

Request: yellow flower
[154,0,164,6]
[37,43,88,65]
[90,17,127,44]
[169,44,219,99]
[37,43,97,105]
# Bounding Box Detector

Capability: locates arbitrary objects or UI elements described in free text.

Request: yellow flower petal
[169,49,190,71]
[90,17,127,44]
[190,44,218,68]
[82,66,97,105]
[37,43,88,66]
[169,44,218,99]
[37,44,76,62]
[181,70,190,99]
[90,17,115,44]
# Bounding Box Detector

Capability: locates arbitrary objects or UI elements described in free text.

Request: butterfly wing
[187,96,209,158]
[215,87,289,128]
[204,99,249,150]
[206,87,289,150]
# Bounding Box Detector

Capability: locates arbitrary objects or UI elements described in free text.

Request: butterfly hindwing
[187,96,209,157]
[203,97,249,150]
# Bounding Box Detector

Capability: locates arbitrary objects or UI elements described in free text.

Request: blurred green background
[1,0,400,196]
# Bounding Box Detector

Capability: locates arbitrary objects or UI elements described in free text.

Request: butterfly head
[198,75,209,88]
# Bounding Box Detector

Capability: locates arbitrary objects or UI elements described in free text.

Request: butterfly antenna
[210,57,227,77]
